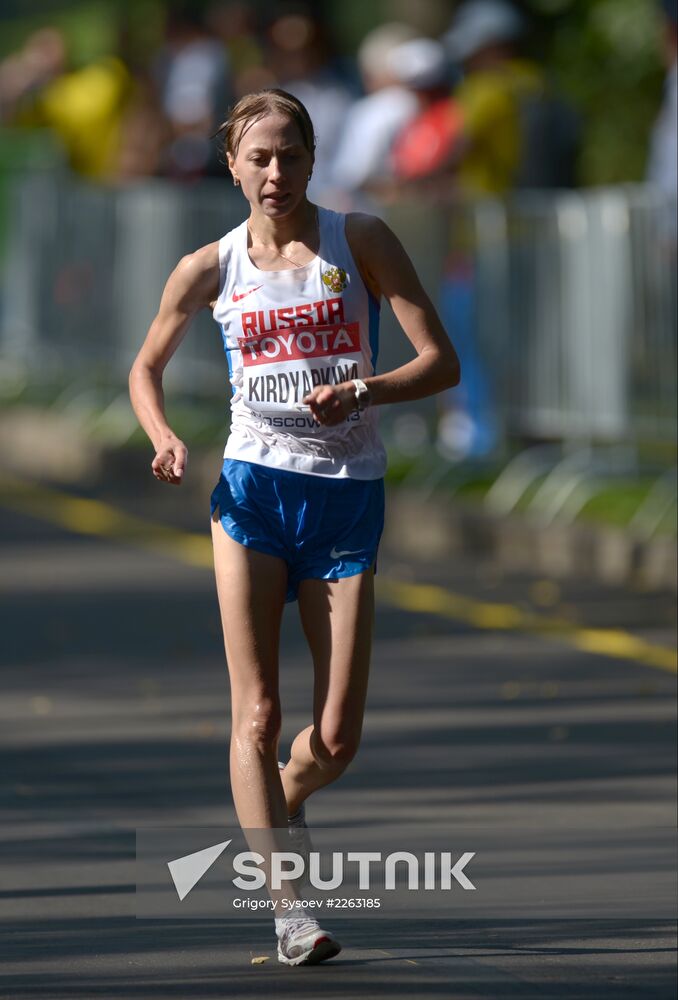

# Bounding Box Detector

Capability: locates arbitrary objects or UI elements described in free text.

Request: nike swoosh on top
[232,285,263,302]
[330,546,363,559]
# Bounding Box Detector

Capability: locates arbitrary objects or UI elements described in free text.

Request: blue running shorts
[210,458,385,603]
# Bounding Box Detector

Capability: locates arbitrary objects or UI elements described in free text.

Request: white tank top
[212,207,387,479]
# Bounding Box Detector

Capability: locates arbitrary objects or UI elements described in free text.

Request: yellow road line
[1,478,213,569]
[377,578,677,674]
[2,478,676,673]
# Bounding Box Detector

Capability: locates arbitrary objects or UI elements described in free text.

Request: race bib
[237,322,361,414]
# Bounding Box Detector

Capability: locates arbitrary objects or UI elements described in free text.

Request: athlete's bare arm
[129,242,220,484]
[302,213,460,426]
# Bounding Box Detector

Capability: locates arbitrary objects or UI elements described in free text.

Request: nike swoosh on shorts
[330,546,363,559]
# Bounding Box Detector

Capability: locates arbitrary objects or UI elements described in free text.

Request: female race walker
[129,88,460,966]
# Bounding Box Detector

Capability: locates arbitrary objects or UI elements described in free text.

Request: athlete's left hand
[302,383,356,426]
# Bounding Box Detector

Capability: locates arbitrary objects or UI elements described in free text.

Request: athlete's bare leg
[281,568,375,814]
[211,511,289,830]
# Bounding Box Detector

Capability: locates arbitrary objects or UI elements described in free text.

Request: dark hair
[215,88,316,162]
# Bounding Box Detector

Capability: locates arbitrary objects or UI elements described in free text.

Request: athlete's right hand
[151,436,187,485]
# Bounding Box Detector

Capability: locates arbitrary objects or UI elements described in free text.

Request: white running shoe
[276,914,342,966]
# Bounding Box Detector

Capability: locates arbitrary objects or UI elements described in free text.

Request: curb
[2,408,675,592]
[0,406,223,501]
[384,490,677,593]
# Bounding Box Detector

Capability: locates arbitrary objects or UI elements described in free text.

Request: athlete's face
[229,113,313,218]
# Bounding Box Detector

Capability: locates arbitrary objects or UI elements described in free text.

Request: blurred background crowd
[0,0,676,539]
[1,0,675,197]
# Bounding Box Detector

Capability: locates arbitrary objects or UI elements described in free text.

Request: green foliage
[523,0,667,183]
[578,480,655,527]
[0,0,669,183]
[0,0,165,65]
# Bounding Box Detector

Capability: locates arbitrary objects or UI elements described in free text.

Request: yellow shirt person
[455,57,543,195]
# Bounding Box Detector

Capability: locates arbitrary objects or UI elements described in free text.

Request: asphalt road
[1,479,676,999]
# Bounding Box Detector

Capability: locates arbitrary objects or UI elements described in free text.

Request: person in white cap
[387,37,464,183]
[444,0,525,67]
[330,23,420,199]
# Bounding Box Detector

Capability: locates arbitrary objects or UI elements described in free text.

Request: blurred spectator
[647,0,677,198]
[266,7,355,203]
[0,27,67,122]
[444,0,579,194]
[429,1,580,460]
[1,27,133,179]
[116,75,170,181]
[153,5,232,179]
[330,23,419,198]
[389,38,463,185]
[205,2,272,99]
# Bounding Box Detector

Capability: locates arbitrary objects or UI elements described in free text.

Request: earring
[233,176,240,187]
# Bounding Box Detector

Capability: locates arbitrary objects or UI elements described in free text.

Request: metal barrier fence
[0,172,675,460]
[467,187,677,449]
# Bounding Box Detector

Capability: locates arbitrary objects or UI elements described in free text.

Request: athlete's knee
[232,695,282,752]
[311,725,361,771]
